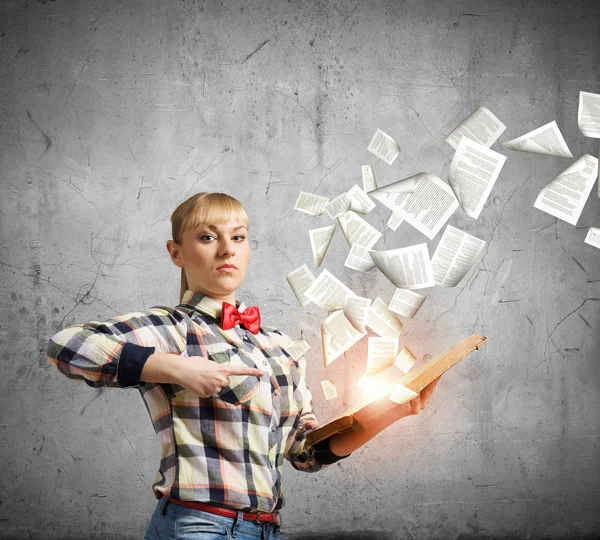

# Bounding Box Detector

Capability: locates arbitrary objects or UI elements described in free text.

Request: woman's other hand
[404,376,441,416]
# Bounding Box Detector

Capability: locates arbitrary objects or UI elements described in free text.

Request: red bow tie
[220,302,261,334]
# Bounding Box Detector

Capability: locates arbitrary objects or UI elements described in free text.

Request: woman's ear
[166,240,185,268]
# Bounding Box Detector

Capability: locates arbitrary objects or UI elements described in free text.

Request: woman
[47,191,440,539]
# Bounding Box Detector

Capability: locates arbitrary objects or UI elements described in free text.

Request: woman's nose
[218,239,235,257]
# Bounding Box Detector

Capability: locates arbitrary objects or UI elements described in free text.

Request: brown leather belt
[168,497,281,526]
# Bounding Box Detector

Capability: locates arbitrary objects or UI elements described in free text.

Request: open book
[306,333,488,446]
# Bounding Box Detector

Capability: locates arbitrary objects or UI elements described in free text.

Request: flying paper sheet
[386,211,403,231]
[367,129,400,165]
[584,227,600,249]
[309,225,336,267]
[502,121,573,158]
[294,191,329,216]
[285,339,311,361]
[325,192,352,219]
[338,210,382,249]
[366,297,404,339]
[449,139,507,219]
[431,225,486,287]
[578,91,600,138]
[388,288,426,318]
[445,106,507,150]
[365,337,399,376]
[321,380,338,400]
[347,184,376,214]
[369,243,435,290]
[362,165,378,193]
[533,154,599,226]
[343,295,371,333]
[286,264,316,307]
[321,310,366,367]
[345,243,377,272]
[305,269,358,312]
[371,173,459,239]
[395,346,417,373]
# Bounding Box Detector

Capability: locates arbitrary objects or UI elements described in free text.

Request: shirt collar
[179,289,247,321]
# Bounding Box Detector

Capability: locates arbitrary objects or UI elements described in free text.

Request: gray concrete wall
[1,0,599,538]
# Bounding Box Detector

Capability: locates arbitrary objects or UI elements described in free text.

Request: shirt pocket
[276,355,304,410]
[210,347,261,405]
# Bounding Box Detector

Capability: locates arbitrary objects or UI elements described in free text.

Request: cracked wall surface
[1,0,599,538]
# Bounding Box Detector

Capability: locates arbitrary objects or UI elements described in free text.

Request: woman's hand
[328,375,443,457]
[176,355,264,398]
[403,376,441,416]
[140,351,263,398]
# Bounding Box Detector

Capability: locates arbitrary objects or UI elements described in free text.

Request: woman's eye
[233,235,247,242]
[199,235,215,242]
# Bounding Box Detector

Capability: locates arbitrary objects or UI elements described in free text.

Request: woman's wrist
[140,350,187,385]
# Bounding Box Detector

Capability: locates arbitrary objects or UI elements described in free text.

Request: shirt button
[262,360,268,367]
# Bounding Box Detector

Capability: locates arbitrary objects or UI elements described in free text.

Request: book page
[371,173,459,239]
[578,91,600,138]
[345,243,376,272]
[286,264,316,307]
[386,211,403,231]
[321,310,366,366]
[343,295,371,333]
[369,243,435,289]
[347,184,376,214]
[338,210,382,248]
[502,121,573,158]
[358,362,406,399]
[324,192,352,219]
[309,224,336,267]
[362,165,378,192]
[445,106,507,150]
[431,225,486,287]
[533,154,599,226]
[305,269,358,312]
[584,227,600,249]
[367,128,400,165]
[366,297,404,338]
[395,346,416,373]
[365,337,398,376]
[320,380,338,400]
[389,384,419,405]
[285,339,311,361]
[449,138,507,219]
[294,191,329,216]
[388,288,426,318]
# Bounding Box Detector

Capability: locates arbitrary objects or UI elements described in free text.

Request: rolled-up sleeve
[284,370,351,471]
[284,383,323,472]
[46,307,188,388]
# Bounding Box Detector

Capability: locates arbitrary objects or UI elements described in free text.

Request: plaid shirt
[46,289,332,512]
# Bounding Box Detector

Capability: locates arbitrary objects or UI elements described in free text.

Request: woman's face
[168,220,250,303]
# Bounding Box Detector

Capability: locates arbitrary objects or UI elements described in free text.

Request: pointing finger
[227,366,265,377]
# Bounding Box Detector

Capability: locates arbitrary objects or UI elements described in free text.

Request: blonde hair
[170,192,250,303]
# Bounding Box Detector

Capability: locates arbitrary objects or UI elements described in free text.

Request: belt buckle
[253,511,280,527]
[253,511,264,524]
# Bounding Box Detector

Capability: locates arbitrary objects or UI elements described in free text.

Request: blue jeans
[143,497,284,540]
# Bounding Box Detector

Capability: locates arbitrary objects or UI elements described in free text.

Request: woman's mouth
[217,264,237,273]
